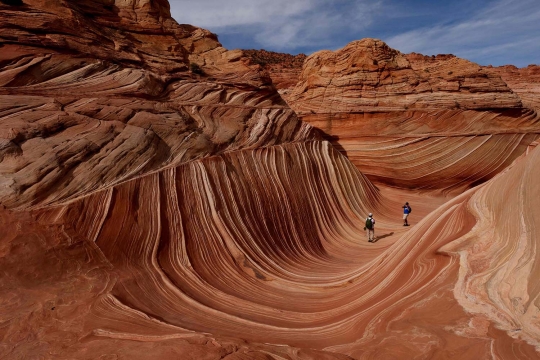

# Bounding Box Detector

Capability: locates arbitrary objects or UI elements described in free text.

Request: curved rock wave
[20,140,540,359]
[3,2,540,358]
[327,143,540,359]
[0,54,314,209]
[34,141,382,345]
[304,109,540,191]
[441,142,540,348]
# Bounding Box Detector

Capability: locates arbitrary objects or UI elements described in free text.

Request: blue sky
[170,0,539,67]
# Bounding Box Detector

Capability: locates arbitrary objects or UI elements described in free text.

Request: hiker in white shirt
[365,213,375,242]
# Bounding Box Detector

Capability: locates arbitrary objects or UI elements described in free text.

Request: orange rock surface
[2,2,540,359]
[486,65,540,111]
[244,49,306,96]
[0,0,315,209]
[286,39,540,191]
[288,39,522,113]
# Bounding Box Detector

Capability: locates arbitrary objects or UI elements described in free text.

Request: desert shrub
[189,63,204,75]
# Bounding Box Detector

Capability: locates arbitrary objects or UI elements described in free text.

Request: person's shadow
[371,232,394,243]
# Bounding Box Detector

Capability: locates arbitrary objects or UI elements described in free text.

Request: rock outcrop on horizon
[244,49,306,95]
[248,44,540,113]
[486,64,540,111]
[2,2,540,359]
[288,40,522,113]
[284,39,540,191]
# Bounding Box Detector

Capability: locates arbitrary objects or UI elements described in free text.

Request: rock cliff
[486,64,540,111]
[285,39,540,191]
[0,0,315,209]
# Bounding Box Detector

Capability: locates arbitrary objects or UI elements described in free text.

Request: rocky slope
[285,39,540,191]
[486,64,540,110]
[0,0,316,209]
[3,2,540,359]
[244,49,306,95]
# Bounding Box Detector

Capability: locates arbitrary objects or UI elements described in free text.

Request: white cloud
[170,0,315,28]
[385,0,540,66]
[169,0,539,66]
[170,0,382,51]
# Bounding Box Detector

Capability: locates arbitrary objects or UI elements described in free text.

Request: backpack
[365,217,373,230]
[408,205,412,213]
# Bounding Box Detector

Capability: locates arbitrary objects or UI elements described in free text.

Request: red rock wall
[285,39,540,191]
[486,65,540,111]
[0,2,317,209]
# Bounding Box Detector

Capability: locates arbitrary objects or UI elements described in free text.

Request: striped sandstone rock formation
[0,0,315,209]
[486,64,540,111]
[2,2,540,359]
[286,39,540,192]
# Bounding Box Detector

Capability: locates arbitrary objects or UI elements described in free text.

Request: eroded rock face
[486,64,540,111]
[285,39,540,191]
[288,39,522,113]
[0,1,315,209]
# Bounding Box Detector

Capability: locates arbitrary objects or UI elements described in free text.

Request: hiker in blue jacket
[365,213,375,242]
[403,202,411,226]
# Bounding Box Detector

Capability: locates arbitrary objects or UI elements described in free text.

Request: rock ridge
[0,0,316,209]
[268,38,540,191]
[287,38,522,113]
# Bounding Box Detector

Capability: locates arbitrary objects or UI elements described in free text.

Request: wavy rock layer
[285,39,540,191]
[35,142,380,344]
[441,142,540,348]
[2,141,383,358]
[306,109,539,191]
[4,139,540,359]
[0,2,315,209]
[329,142,540,359]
